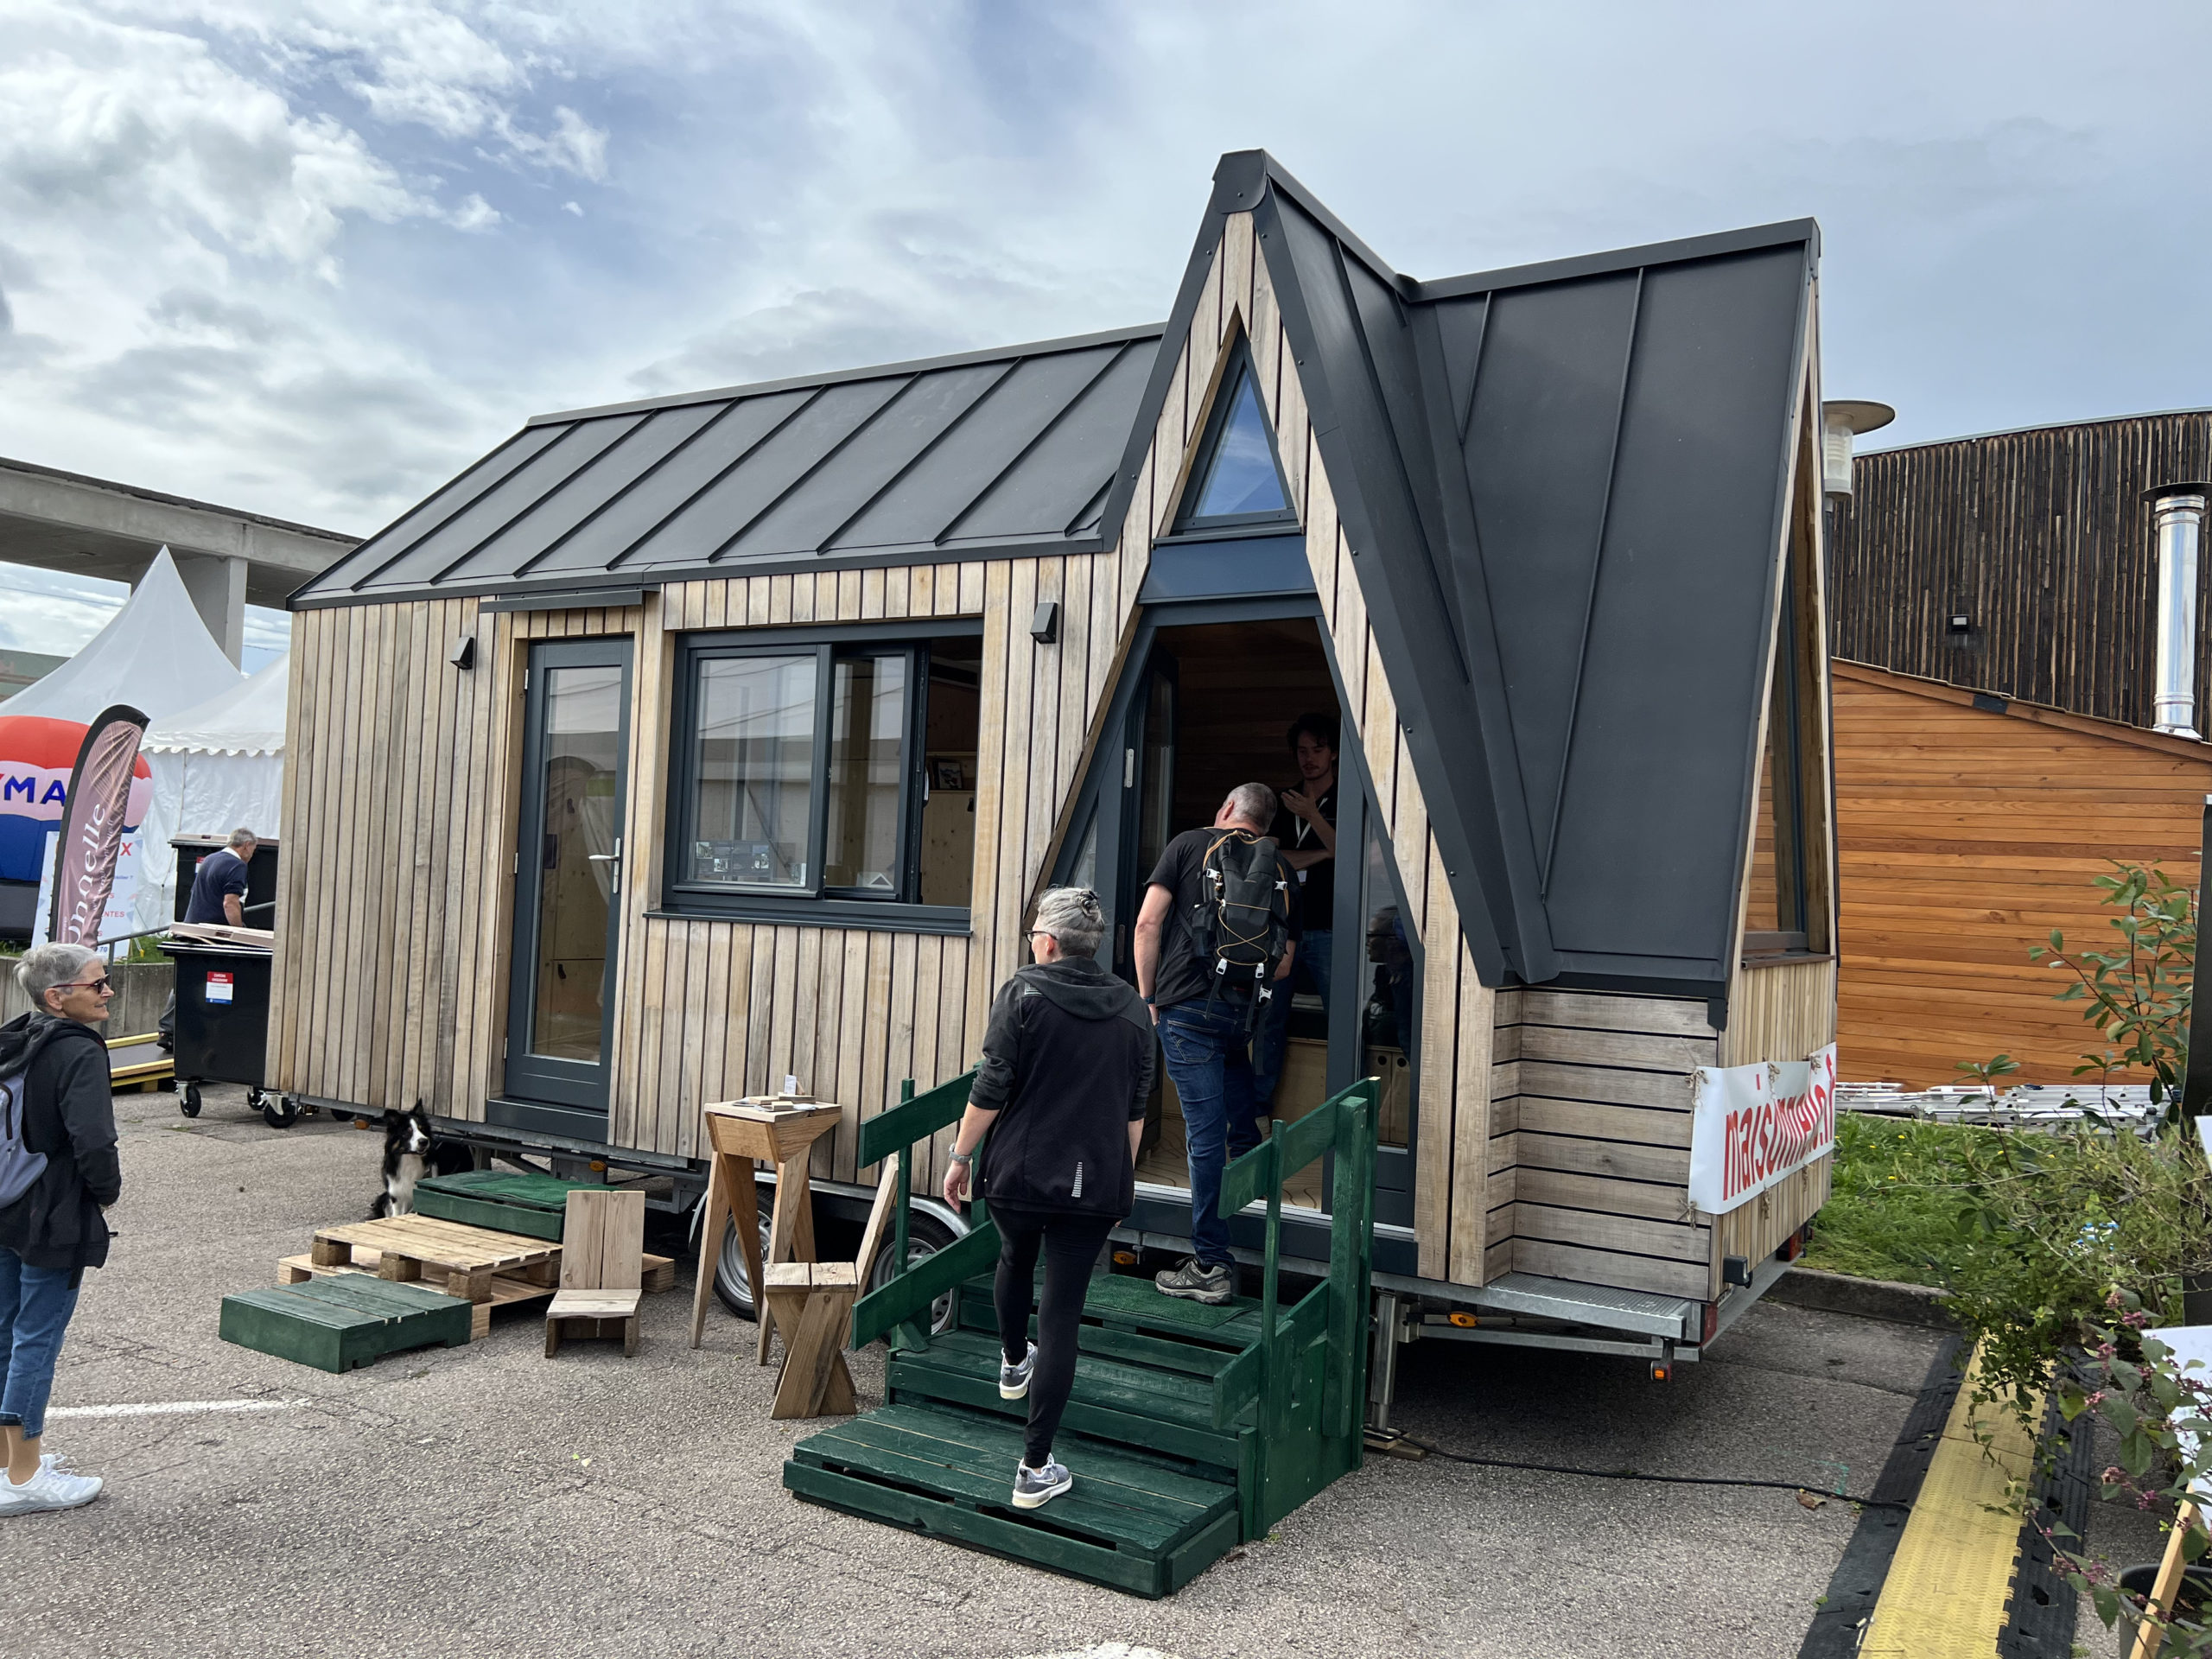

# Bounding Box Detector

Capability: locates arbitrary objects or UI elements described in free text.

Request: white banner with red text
[1687,1044,1839,1216]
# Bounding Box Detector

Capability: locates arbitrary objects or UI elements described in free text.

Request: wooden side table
[688,1101,843,1365]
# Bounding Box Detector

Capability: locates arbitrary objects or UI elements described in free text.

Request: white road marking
[46,1398,311,1421]
[1009,1649,1183,1659]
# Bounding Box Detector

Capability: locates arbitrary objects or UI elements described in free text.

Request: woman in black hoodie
[0,942,119,1516]
[942,887,1154,1512]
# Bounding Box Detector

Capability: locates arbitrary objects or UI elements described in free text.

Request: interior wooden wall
[1834,659,2212,1086]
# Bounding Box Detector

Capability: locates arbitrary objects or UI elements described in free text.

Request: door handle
[587,854,619,861]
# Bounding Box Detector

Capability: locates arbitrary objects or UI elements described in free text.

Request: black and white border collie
[371,1102,468,1217]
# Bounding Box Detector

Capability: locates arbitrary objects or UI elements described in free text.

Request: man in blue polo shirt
[184,829,257,926]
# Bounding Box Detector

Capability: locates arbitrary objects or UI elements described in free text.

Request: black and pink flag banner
[47,703,149,948]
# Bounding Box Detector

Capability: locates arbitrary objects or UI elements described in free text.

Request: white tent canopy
[4,547,244,725]
[129,652,287,933]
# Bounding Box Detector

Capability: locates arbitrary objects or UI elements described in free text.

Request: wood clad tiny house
[272,153,1837,1348]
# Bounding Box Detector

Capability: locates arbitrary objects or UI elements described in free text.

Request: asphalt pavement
[1,1082,1949,1658]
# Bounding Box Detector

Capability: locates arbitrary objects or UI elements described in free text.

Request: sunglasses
[59,976,113,995]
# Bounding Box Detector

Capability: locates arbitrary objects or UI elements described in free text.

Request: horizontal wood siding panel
[1834,667,2212,1084]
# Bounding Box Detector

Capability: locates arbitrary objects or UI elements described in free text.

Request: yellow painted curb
[1860,1343,2040,1658]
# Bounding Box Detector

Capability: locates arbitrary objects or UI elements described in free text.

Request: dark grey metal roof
[291,324,1162,607]
[1103,152,1816,998]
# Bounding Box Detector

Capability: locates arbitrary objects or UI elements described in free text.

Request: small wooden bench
[545,1189,645,1357]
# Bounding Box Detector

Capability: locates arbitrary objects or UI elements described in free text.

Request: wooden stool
[760,1161,899,1418]
[688,1101,842,1364]
[544,1189,645,1357]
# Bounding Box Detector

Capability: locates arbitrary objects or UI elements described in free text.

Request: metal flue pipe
[2145,482,2209,740]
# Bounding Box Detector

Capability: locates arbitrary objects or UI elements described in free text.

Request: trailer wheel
[866,1211,961,1337]
[180,1084,201,1118]
[259,1093,299,1130]
[710,1205,779,1320]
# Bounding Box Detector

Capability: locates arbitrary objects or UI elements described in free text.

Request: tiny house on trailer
[271,151,1838,1377]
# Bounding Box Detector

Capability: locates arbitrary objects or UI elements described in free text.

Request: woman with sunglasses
[941,887,1154,1514]
[0,942,121,1515]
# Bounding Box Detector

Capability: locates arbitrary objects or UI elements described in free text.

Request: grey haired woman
[941,887,1154,1511]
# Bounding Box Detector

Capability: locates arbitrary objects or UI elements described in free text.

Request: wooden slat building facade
[273,153,1840,1322]
[1829,412,2212,1085]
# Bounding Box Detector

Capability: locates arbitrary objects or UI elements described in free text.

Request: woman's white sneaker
[0,1461,102,1514]
[999,1340,1038,1400]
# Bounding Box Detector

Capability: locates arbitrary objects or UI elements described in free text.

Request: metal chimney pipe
[2146,483,2209,740]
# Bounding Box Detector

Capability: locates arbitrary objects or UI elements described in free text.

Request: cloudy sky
[3,0,2209,661]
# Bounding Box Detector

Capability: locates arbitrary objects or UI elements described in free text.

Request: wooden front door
[505,639,632,1118]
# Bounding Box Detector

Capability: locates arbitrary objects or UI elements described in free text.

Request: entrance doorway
[503,638,632,1126]
[1061,606,1421,1230]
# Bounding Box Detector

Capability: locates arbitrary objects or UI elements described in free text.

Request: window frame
[660,619,982,931]
[1173,342,1300,535]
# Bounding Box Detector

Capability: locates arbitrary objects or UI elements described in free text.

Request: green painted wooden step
[904,1327,1255,1433]
[958,1268,1265,1352]
[412,1170,594,1242]
[219,1276,473,1373]
[785,1402,1240,1599]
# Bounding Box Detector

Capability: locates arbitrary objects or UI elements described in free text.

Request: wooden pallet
[788,1402,1240,1599]
[412,1171,595,1243]
[222,1275,473,1372]
[279,1255,549,1341]
[311,1214,559,1300]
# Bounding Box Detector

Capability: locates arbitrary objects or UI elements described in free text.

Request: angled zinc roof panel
[946,340,1158,544]
[721,362,1007,563]
[617,379,904,570]
[375,414,644,589]
[1541,245,1810,962]
[439,402,725,585]
[525,391,804,576]
[306,424,564,597]
[827,340,1147,552]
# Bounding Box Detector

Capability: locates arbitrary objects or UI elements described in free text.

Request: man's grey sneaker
[1154,1257,1234,1306]
[999,1339,1038,1400]
[0,1460,102,1515]
[1011,1457,1073,1510]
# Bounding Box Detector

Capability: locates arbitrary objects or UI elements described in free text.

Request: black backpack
[1189,830,1292,1025]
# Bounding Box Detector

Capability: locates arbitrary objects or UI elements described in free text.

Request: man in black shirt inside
[1252,713,1338,1120]
[1133,782,1301,1305]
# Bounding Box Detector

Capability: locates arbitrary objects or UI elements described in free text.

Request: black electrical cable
[1398,1439,1913,1510]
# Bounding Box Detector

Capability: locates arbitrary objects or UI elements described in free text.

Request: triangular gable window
[1178,353,1294,530]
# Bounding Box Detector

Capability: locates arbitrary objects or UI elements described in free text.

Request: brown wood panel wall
[1832,411,2212,734]
[1834,659,2212,1086]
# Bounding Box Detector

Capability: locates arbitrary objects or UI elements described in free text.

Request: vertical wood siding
[1834,660,2212,1086]
[1832,411,2212,734]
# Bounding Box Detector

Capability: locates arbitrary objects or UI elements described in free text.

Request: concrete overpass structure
[0,454,360,664]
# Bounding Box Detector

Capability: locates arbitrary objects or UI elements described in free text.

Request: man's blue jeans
[1158,1001,1264,1268]
[1251,929,1332,1111]
[0,1248,80,1442]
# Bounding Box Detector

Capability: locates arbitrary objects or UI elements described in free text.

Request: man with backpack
[0,942,119,1515]
[1132,782,1300,1306]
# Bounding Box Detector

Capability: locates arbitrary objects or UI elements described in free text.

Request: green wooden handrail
[849,1069,978,1352]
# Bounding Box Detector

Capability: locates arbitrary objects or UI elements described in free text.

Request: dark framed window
[663,623,982,928]
[1174,345,1296,533]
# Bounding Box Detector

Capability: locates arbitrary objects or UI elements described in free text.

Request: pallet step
[785,1402,1240,1599]
[412,1171,595,1242]
[901,1328,1254,1433]
[959,1268,1265,1352]
[220,1275,473,1373]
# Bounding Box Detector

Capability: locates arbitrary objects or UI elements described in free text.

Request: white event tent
[3,547,242,724]
[129,652,289,933]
